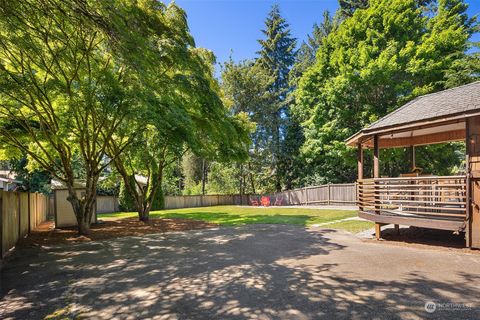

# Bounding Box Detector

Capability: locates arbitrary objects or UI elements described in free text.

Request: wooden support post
[357,143,364,180]
[409,145,416,171]
[373,135,380,215]
[466,116,480,249]
[466,119,471,247]
[465,116,480,248]
[357,143,364,211]
[375,223,382,240]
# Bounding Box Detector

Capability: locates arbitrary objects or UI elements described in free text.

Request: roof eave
[345,110,480,148]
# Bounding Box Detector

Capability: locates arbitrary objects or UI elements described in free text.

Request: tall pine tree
[289,11,338,86]
[339,0,369,18]
[256,4,296,191]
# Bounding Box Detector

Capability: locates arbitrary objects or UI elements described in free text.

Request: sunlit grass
[98,205,357,227]
[323,220,374,234]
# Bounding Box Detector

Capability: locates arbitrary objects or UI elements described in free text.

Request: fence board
[99,183,356,212]
[1,191,49,258]
[272,183,357,206]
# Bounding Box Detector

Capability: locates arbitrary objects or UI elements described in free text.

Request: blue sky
[174,0,480,68]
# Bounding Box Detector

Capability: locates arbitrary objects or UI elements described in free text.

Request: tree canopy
[293,0,478,183]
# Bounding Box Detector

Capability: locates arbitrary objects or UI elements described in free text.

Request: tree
[289,11,338,85]
[338,0,369,18]
[285,11,338,188]
[221,59,274,193]
[0,0,143,234]
[108,41,252,221]
[293,0,477,183]
[8,157,51,194]
[256,4,297,192]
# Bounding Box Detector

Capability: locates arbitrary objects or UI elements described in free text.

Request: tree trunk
[66,187,96,235]
[65,169,98,235]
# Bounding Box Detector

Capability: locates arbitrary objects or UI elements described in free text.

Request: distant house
[346,81,480,248]
[0,177,23,191]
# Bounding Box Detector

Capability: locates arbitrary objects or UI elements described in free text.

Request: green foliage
[106,3,252,218]
[338,0,369,18]
[256,4,297,191]
[205,162,242,195]
[8,157,51,194]
[294,0,477,183]
[221,60,275,193]
[119,176,136,212]
[0,0,145,233]
[289,10,339,85]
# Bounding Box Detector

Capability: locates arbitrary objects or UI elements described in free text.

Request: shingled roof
[347,81,480,145]
[368,81,480,130]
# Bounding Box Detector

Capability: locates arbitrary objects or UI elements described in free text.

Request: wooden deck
[357,175,467,231]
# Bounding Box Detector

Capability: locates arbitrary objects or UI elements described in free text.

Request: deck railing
[358,175,467,220]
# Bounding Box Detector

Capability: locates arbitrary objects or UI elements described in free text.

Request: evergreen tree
[294,0,477,183]
[221,59,274,193]
[256,4,296,191]
[290,11,338,85]
[339,0,369,18]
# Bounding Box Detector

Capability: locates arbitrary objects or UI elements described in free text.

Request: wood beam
[364,129,465,149]
[359,211,465,231]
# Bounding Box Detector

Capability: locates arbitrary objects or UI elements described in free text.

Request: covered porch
[346,82,480,248]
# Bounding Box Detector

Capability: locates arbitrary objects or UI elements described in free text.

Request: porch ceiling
[360,120,465,149]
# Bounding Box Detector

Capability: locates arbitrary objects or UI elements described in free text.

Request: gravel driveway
[1,224,479,319]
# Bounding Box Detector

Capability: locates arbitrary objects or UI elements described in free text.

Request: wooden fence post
[328,184,331,205]
[27,193,31,233]
[305,187,308,206]
[18,192,21,240]
[0,191,3,258]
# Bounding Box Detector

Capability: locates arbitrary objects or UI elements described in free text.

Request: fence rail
[1,191,49,258]
[358,176,467,219]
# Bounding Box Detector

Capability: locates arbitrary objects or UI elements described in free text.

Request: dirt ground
[18,218,218,247]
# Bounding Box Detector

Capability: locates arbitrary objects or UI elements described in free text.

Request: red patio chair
[250,197,260,206]
[261,196,270,207]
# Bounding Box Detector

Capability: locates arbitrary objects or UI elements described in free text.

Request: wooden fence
[270,183,357,206]
[164,194,249,209]
[95,183,356,213]
[1,191,49,258]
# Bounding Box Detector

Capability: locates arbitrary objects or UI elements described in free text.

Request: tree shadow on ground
[1,225,479,319]
[379,226,467,249]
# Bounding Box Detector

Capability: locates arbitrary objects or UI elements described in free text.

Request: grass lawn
[323,220,374,233]
[99,205,361,228]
